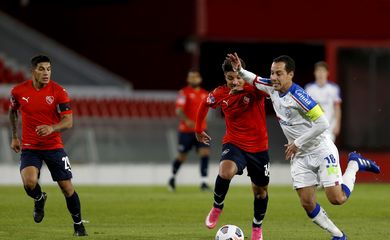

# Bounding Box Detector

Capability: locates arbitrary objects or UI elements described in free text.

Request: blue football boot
[348,152,380,174]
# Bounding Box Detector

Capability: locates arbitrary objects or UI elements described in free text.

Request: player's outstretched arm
[36,114,73,137]
[227,53,272,95]
[9,109,21,153]
[195,100,211,145]
[226,52,257,84]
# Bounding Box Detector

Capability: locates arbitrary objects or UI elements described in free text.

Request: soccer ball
[215,225,244,240]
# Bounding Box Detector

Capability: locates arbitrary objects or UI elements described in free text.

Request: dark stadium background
[0,0,389,183]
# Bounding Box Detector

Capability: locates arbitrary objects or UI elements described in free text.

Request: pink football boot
[251,227,263,240]
[205,207,222,229]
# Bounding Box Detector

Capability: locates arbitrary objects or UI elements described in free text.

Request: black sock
[253,195,268,228]
[200,156,209,178]
[213,175,231,209]
[172,159,182,176]
[24,184,42,200]
[66,191,82,223]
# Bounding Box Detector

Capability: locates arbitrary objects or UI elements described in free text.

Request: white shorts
[290,139,343,189]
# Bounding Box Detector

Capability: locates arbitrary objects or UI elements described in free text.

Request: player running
[9,55,87,236]
[227,53,380,240]
[305,61,342,142]
[196,59,270,240]
[168,70,211,191]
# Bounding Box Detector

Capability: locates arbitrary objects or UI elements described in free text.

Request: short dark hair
[273,55,295,73]
[314,61,328,70]
[31,55,51,68]
[188,68,200,74]
[222,58,246,73]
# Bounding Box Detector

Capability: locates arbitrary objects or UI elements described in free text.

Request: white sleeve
[334,85,342,103]
[294,114,329,148]
[238,68,273,94]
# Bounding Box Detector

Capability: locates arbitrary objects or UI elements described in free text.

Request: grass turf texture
[0,184,389,240]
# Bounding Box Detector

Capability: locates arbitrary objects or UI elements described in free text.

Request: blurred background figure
[305,62,342,142]
[169,70,210,192]
[0,0,388,185]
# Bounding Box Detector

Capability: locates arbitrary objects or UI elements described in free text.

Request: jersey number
[62,156,72,172]
[264,163,270,177]
[325,154,336,165]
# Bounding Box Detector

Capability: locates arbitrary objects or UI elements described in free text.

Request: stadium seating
[0,97,176,118]
[0,56,28,84]
[0,55,176,118]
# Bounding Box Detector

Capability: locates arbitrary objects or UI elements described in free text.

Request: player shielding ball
[305,61,342,142]
[168,70,211,191]
[228,53,380,240]
[196,59,270,240]
[9,55,87,236]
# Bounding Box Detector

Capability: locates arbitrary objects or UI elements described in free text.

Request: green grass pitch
[0,184,389,239]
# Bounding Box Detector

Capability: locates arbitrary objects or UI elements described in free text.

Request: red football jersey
[10,80,72,150]
[197,83,268,153]
[176,86,208,132]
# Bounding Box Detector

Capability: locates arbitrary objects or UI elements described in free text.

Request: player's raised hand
[284,143,298,160]
[226,52,242,71]
[195,131,212,145]
[36,125,54,136]
[10,137,21,153]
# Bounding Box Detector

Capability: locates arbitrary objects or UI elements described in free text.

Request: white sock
[253,217,263,226]
[312,207,343,237]
[201,176,208,184]
[342,161,359,192]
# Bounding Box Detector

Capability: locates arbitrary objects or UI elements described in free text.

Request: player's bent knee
[61,187,75,198]
[176,153,187,162]
[23,179,38,190]
[198,148,210,157]
[58,180,75,197]
[328,195,346,205]
[218,171,235,180]
[218,166,236,180]
[325,186,347,205]
[21,175,38,190]
[219,160,237,180]
[252,185,268,199]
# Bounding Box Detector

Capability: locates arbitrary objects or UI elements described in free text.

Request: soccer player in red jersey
[169,70,211,191]
[196,59,269,240]
[9,55,87,236]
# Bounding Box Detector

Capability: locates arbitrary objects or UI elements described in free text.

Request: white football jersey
[249,75,327,156]
[305,82,341,130]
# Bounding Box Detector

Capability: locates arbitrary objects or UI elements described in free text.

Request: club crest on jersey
[243,96,250,104]
[207,94,215,104]
[46,96,54,105]
[285,108,292,118]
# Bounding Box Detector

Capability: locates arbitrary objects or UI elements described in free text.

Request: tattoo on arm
[9,109,18,138]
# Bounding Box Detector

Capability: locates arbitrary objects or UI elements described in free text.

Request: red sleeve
[175,90,186,110]
[195,99,209,133]
[9,88,20,110]
[244,82,268,97]
[205,88,222,109]
[56,87,72,115]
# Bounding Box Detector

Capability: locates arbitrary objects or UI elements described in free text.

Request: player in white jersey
[305,61,342,142]
[226,53,380,240]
